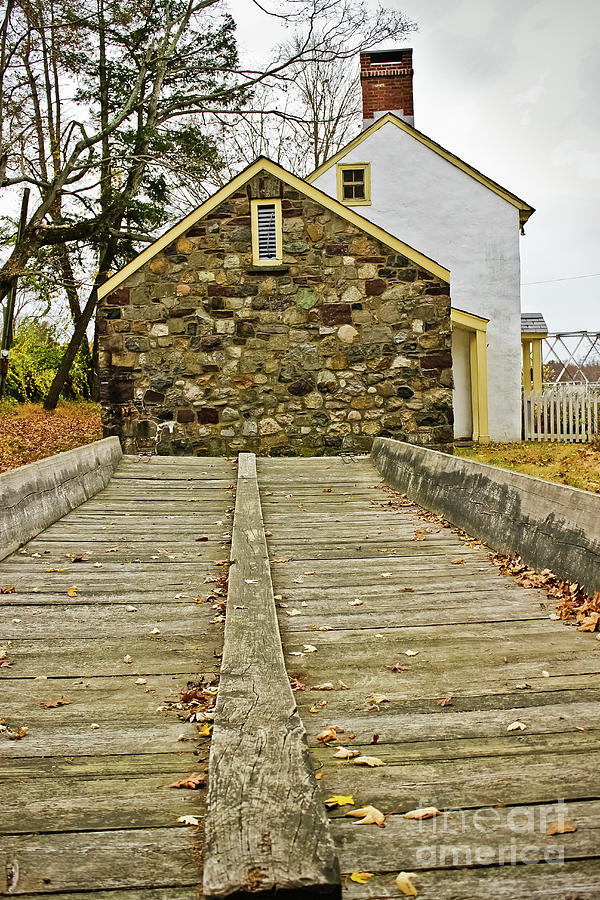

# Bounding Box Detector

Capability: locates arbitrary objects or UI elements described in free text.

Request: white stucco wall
[312,122,523,441]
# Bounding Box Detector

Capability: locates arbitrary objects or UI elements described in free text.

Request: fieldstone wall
[98,171,453,456]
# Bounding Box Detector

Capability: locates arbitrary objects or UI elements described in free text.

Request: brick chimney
[360,48,414,129]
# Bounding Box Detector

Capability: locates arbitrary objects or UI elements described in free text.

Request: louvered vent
[257,204,277,259]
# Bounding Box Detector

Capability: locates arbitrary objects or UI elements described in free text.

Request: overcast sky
[232,0,599,333]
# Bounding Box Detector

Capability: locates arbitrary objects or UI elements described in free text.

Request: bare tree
[0,0,415,406]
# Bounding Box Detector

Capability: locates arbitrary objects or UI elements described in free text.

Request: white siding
[312,121,523,441]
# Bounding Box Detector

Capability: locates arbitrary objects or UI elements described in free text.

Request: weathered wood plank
[0,828,203,893]
[203,453,340,899]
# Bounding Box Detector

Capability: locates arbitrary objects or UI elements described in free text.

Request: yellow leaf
[324,795,354,808]
[346,805,386,827]
[352,756,385,767]
[395,871,418,896]
[67,586,78,597]
[350,872,375,885]
[404,807,440,820]
[199,722,213,736]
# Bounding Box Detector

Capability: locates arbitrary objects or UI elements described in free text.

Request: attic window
[337,164,371,206]
[251,199,282,265]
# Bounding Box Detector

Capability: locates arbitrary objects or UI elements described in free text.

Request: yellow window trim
[98,156,449,301]
[336,163,371,206]
[250,198,283,265]
[451,307,489,444]
[307,112,535,227]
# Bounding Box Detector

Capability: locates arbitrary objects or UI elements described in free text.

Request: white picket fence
[522,385,600,442]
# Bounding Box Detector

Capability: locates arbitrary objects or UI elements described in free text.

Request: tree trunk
[43,283,100,410]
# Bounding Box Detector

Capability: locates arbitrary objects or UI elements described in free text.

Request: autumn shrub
[4,319,91,402]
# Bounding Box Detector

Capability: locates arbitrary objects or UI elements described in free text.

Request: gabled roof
[306,113,535,227]
[98,157,449,300]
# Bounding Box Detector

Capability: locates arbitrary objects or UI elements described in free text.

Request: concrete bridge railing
[0,437,122,561]
[371,437,600,596]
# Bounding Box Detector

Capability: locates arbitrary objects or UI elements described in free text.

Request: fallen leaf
[105,546,120,553]
[437,696,453,707]
[0,585,16,594]
[66,586,78,597]
[350,872,374,884]
[325,795,354,808]
[195,537,209,542]
[380,572,393,578]
[348,599,363,606]
[123,655,133,664]
[311,680,349,691]
[404,649,419,657]
[507,720,527,731]
[389,663,409,673]
[199,722,213,736]
[404,807,440,820]
[287,608,302,617]
[317,726,339,743]
[303,644,318,653]
[93,563,103,568]
[346,805,386,827]
[322,488,332,493]
[333,746,360,759]
[41,698,70,708]
[353,756,385,767]
[169,773,206,789]
[135,677,147,685]
[125,605,137,612]
[315,772,323,780]
[150,627,160,634]
[177,815,200,825]
[546,821,577,835]
[90,723,100,729]
[451,558,465,565]
[413,530,426,541]
[367,693,390,704]
[395,872,418,896]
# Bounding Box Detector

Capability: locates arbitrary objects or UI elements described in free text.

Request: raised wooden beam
[203,453,341,900]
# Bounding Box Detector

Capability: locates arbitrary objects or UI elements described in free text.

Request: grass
[455,441,600,494]
[0,400,103,474]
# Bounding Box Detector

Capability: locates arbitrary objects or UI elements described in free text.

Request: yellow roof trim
[98,157,449,300]
[451,307,489,332]
[306,113,535,227]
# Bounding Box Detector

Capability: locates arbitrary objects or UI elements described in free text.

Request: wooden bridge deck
[1,456,235,897]
[2,453,599,898]
[258,456,600,899]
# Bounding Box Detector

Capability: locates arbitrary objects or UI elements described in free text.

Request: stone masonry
[98,170,453,456]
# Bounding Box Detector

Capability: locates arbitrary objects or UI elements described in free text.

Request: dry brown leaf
[437,696,453,707]
[41,698,70,708]
[0,585,16,594]
[404,807,441,820]
[346,805,386,827]
[389,663,409,673]
[395,872,418,896]
[546,821,577,835]
[169,773,206,790]
[450,558,465,565]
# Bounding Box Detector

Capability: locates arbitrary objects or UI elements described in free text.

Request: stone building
[98,158,453,456]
